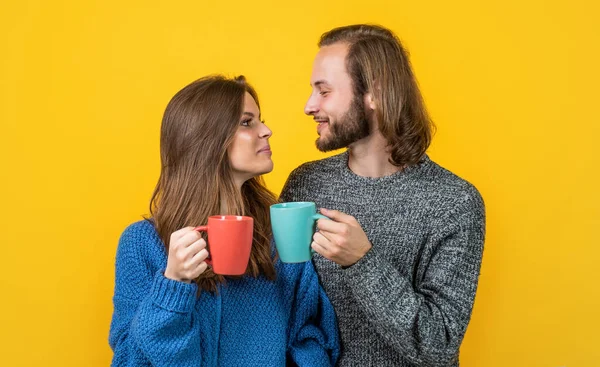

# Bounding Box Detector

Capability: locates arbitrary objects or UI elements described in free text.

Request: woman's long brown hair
[149,75,277,293]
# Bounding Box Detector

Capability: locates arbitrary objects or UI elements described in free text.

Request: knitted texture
[109,220,339,366]
[280,152,485,367]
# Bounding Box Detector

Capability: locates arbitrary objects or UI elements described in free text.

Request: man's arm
[316,189,485,366]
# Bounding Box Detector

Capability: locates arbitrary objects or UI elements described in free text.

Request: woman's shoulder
[116,219,166,264]
[121,218,156,237]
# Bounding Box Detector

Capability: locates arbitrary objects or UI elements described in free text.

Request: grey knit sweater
[280,151,485,367]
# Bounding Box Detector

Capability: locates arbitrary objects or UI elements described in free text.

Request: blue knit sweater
[109,220,340,366]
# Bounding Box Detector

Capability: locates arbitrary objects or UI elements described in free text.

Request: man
[280,24,486,366]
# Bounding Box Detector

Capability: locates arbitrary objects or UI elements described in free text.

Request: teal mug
[270,202,328,263]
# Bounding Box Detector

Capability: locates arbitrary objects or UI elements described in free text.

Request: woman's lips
[258,146,272,154]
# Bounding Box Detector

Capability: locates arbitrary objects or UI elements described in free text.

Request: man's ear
[364,92,376,110]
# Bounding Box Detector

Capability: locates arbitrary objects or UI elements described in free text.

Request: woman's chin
[244,163,274,180]
[260,162,274,175]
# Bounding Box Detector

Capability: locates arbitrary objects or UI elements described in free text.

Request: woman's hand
[164,227,209,283]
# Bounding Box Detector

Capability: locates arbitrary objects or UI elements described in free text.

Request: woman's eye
[241,119,252,127]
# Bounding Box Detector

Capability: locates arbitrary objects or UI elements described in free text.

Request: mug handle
[311,213,330,253]
[193,226,212,266]
[313,213,329,221]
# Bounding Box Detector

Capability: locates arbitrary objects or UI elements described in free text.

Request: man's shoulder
[290,152,345,177]
[280,153,346,201]
[423,158,484,209]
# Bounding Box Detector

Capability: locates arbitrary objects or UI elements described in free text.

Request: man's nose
[304,94,319,115]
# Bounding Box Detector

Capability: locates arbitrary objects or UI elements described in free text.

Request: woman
[109,75,339,366]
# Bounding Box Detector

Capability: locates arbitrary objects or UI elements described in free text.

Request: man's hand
[311,208,372,267]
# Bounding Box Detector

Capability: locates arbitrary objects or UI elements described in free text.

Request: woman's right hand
[164,227,210,283]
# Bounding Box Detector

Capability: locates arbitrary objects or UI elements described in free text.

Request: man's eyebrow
[313,80,330,88]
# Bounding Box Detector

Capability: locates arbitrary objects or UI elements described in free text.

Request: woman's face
[228,92,273,184]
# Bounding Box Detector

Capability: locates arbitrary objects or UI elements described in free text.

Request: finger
[171,226,196,241]
[311,240,329,257]
[316,217,345,234]
[183,248,208,275]
[313,231,332,247]
[177,230,203,249]
[319,208,356,224]
[189,261,208,279]
[190,248,209,266]
[182,238,207,259]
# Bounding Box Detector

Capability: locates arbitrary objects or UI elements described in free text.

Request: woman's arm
[287,260,340,367]
[109,222,204,367]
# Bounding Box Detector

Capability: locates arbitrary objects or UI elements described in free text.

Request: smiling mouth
[316,121,329,135]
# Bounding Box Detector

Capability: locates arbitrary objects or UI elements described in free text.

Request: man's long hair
[319,24,435,167]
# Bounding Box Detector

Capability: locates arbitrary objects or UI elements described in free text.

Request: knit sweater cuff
[150,270,197,313]
[342,246,379,276]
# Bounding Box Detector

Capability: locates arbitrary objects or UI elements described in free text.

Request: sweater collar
[337,150,431,184]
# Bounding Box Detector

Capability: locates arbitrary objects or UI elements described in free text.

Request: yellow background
[1,0,599,365]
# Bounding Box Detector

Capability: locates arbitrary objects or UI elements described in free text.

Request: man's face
[305,43,370,152]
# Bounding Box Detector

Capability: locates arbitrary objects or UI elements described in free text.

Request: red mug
[194,215,253,275]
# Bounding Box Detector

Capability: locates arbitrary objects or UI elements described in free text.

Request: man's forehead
[311,43,349,86]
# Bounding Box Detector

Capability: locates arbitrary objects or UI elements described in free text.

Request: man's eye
[320,91,330,96]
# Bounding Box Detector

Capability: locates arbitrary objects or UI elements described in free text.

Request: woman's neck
[220,180,244,214]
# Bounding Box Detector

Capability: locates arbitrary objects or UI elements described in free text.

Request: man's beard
[315,94,370,152]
